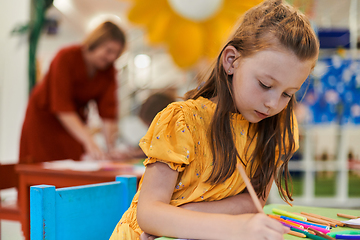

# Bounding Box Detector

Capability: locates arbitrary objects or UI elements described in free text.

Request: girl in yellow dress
[110,0,319,239]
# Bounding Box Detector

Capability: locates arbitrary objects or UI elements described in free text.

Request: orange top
[110,97,299,239]
[19,45,118,163]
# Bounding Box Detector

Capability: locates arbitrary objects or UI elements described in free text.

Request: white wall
[0,0,30,163]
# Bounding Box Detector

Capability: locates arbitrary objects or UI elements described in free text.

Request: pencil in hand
[236,163,264,213]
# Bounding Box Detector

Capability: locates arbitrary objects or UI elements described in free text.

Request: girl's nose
[264,94,280,110]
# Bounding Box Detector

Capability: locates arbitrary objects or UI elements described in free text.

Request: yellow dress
[110,97,298,240]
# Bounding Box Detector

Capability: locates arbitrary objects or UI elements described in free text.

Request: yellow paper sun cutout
[126,0,263,68]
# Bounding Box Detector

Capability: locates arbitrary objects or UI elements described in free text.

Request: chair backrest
[0,163,18,190]
[30,175,137,240]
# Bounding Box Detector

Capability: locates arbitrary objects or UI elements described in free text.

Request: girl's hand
[140,232,157,240]
[229,213,288,240]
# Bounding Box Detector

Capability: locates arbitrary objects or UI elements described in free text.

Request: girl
[110,0,319,239]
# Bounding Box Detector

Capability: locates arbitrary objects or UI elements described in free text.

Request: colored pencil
[236,164,264,213]
[301,212,339,227]
[292,212,332,227]
[288,230,306,238]
[290,227,329,240]
[337,213,359,219]
[301,212,344,227]
[307,228,336,240]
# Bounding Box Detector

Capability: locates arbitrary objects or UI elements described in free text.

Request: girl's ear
[222,46,240,75]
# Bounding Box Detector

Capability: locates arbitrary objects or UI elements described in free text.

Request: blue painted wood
[30,176,136,240]
[30,185,56,239]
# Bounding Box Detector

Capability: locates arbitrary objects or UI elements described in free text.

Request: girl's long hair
[185,0,319,203]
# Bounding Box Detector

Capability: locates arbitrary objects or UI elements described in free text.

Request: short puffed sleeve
[139,103,194,172]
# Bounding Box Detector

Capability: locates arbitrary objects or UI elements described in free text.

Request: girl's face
[89,40,123,70]
[223,46,315,123]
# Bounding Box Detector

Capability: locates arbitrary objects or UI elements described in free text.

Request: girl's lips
[255,110,269,119]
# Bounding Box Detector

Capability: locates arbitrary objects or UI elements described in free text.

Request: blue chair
[30,175,137,240]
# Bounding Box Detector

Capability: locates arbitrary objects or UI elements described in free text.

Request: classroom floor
[1,220,24,240]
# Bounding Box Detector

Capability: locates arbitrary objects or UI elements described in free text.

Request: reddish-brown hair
[83,21,126,56]
[185,0,319,203]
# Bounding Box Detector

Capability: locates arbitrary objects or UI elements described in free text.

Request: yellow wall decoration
[126,0,263,69]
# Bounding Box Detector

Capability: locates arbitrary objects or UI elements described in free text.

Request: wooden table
[16,159,144,240]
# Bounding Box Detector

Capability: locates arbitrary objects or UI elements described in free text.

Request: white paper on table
[43,159,101,171]
[341,218,360,225]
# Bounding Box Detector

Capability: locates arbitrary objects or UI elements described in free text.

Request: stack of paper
[341,218,360,229]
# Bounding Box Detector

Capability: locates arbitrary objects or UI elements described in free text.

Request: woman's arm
[137,162,286,240]
[102,119,118,152]
[57,112,105,159]
[179,175,274,215]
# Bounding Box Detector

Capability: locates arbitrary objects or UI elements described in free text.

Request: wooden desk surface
[16,159,144,240]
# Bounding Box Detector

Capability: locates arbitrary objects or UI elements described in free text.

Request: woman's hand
[227,213,288,240]
[83,138,106,160]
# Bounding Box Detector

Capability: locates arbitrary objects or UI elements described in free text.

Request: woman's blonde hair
[185,0,319,204]
[83,21,126,55]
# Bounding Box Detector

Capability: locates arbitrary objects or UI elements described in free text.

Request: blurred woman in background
[19,21,126,163]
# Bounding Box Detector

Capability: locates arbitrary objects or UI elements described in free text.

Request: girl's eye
[259,81,271,89]
[282,92,292,98]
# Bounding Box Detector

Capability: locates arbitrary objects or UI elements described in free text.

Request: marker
[328,231,360,238]
[335,235,360,239]
[273,208,307,221]
[268,215,304,229]
[282,219,330,234]
[280,216,330,230]
[280,222,305,231]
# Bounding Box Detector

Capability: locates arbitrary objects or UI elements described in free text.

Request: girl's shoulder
[165,97,216,113]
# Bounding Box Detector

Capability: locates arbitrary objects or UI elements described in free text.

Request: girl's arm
[57,112,105,159]
[137,162,287,240]
[179,175,274,215]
